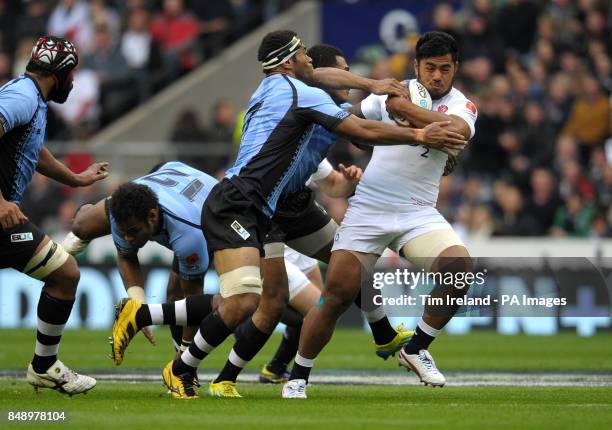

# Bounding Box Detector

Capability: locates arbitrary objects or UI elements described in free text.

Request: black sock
[368,318,398,345]
[135,294,214,329]
[403,326,435,354]
[280,306,303,327]
[185,294,214,326]
[268,324,301,374]
[32,291,74,373]
[173,310,232,375]
[289,362,312,382]
[169,325,183,350]
[135,305,152,328]
[214,318,271,383]
[353,291,397,345]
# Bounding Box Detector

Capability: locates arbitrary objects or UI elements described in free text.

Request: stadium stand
[1,0,610,240]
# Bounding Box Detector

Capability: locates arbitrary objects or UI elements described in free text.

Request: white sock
[363,306,387,323]
[418,318,441,337]
[294,353,315,368]
[228,348,248,368]
[148,304,164,325]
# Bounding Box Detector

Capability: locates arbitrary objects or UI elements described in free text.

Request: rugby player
[0,36,109,395]
[63,160,356,377]
[63,161,220,360]
[101,158,365,393]
[113,30,466,399]
[208,44,417,396]
[284,31,477,398]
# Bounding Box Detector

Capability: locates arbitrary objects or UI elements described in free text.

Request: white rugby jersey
[356,87,477,207]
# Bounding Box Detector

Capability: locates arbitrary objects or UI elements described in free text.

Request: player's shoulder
[445,87,468,102]
[288,76,334,103]
[159,160,198,175]
[440,87,477,115]
[162,206,202,246]
[0,76,40,105]
[445,87,475,107]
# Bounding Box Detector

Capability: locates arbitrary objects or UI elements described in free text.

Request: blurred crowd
[0,0,300,139]
[324,0,612,240]
[13,0,612,240]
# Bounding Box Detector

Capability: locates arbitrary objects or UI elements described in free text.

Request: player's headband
[261,36,302,70]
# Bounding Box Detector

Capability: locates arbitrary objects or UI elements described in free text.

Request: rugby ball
[408,79,433,111]
[389,79,432,126]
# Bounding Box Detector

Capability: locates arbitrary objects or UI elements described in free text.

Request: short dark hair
[257,30,297,62]
[110,182,158,224]
[416,31,459,63]
[307,44,345,69]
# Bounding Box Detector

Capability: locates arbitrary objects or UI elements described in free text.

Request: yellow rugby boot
[162,360,199,399]
[109,298,142,365]
[208,380,242,398]
[374,324,414,360]
[259,364,290,384]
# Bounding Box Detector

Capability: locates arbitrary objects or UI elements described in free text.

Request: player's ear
[148,208,158,224]
[413,59,419,79]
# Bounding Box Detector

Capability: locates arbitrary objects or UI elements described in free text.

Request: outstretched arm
[312,68,408,98]
[36,147,109,187]
[334,115,467,155]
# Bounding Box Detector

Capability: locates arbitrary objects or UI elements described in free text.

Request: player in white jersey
[284,31,477,398]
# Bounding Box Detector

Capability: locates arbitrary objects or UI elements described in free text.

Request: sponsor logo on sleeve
[10,232,33,242]
[437,105,448,113]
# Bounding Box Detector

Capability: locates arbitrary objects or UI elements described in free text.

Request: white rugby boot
[398,349,446,387]
[27,360,96,395]
[282,379,307,399]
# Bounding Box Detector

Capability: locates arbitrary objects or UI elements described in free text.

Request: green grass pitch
[1,328,611,429]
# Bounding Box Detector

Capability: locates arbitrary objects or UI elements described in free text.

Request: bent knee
[61,256,81,287]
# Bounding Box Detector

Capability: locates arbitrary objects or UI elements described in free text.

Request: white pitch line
[3,371,609,387]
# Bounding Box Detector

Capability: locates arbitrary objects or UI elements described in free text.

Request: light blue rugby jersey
[109,161,217,280]
[225,74,349,217]
[0,75,48,205]
[282,102,350,195]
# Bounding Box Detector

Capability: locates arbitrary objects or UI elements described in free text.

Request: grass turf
[0,328,611,371]
[0,382,611,430]
[1,329,611,429]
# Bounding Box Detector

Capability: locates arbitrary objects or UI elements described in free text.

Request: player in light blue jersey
[0,36,109,395]
[62,162,221,362]
[213,44,413,393]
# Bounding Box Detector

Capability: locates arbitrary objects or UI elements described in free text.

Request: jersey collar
[23,73,47,102]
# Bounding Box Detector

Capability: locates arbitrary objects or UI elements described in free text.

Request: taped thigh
[400,228,465,271]
[23,240,71,280]
[219,266,262,298]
